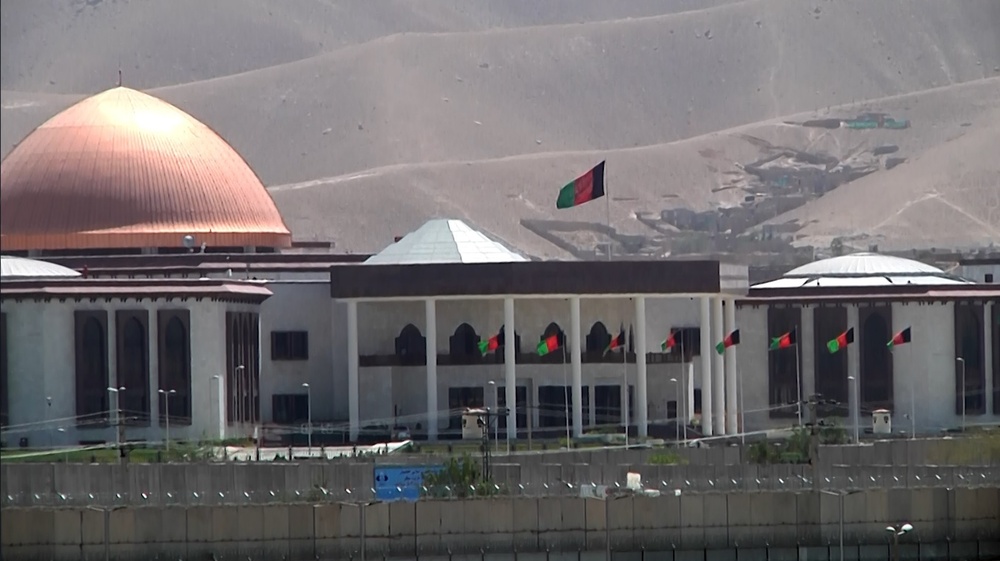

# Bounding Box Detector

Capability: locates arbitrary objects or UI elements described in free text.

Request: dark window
[496,386,528,430]
[538,323,567,364]
[227,312,261,424]
[75,311,109,426]
[585,322,611,353]
[993,304,1000,415]
[538,385,572,428]
[667,400,678,419]
[272,394,309,424]
[449,323,480,358]
[496,325,521,358]
[159,312,192,425]
[116,312,150,425]
[0,313,7,428]
[667,327,701,357]
[768,307,801,418]
[395,324,426,364]
[272,331,309,361]
[594,385,621,425]
[954,304,985,415]
[859,306,893,411]
[693,388,702,415]
[448,387,484,429]
[813,306,848,416]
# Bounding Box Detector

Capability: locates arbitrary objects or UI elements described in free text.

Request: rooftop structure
[751,252,972,290]
[364,219,528,265]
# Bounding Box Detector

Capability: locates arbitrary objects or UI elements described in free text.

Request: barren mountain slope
[0,0,741,93]
[270,79,1000,258]
[765,107,1000,252]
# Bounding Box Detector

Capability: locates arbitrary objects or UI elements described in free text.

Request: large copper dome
[0,87,291,252]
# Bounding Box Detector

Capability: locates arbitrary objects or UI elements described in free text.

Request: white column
[801,306,816,400]
[711,297,725,435]
[724,299,738,435]
[570,297,584,438]
[984,301,994,416]
[346,301,360,442]
[504,297,517,441]
[847,304,861,436]
[148,314,160,428]
[425,299,439,441]
[634,296,649,438]
[699,297,713,436]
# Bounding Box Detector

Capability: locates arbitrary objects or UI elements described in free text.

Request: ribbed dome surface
[752,252,972,289]
[0,87,291,252]
[0,255,81,280]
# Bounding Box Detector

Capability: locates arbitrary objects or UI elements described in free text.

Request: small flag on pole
[478,333,501,356]
[715,329,741,355]
[826,327,855,354]
[661,331,677,352]
[887,327,912,348]
[769,329,797,350]
[555,161,606,209]
[604,327,627,355]
[537,334,561,356]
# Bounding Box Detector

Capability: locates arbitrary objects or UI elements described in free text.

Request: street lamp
[158,389,177,453]
[46,396,53,448]
[586,490,627,561]
[669,378,679,443]
[821,489,863,561]
[488,381,498,454]
[886,523,914,561]
[847,375,859,444]
[956,358,966,433]
[302,383,312,455]
[338,500,379,561]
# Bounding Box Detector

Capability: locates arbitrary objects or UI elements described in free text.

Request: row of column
[346,295,736,442]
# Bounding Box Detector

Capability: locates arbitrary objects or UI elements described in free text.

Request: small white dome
[1,255,82,280]
[753,252,972,289]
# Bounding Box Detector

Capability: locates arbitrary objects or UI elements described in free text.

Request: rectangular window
[496,386,528,431]
[272,394,309,424]
[271,331,309,361]
[447,387,484,429]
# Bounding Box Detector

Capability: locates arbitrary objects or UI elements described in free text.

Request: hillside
[2,0,999,258]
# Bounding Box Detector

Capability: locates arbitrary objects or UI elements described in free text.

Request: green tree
[422,454,498,497]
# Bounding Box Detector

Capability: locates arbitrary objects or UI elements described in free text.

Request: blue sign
[374,465,443,501]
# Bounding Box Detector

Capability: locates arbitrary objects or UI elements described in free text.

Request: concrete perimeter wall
[3,488,998,561]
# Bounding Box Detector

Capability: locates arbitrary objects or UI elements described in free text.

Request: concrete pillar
[347,301,360,442]
[148,315,160,434]
[570,297,584,438]
[634,296,649,438]
[847,304,861,438]
[801,306,816,400]
[724,299,738,435]
[425,299,439,441]
[711,297,725,435]
[699,297,713,436]
[504,297,517,441]
[984,301,994,416]
[107,310,118,443]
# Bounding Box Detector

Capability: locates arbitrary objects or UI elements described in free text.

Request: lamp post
[847,375,859,443]
[886,523,914,561]
[339,500,378,561]
[488,381,499,454]
[107,386,125,456]
[158,389,176,453]
[669,378,680,443]
[302,383,313,455]
[45,396,53,449]
[956,358,966,433]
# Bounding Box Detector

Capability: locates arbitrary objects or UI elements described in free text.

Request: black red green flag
[887,327,912,348]
[661,331,677,352]
[769,329,797,350]
[715,329,740,355]
[478,333,501,356]
[604,327,627,355]
[556,161,606,209]
[537,334,561,356]
[826,328,854,354]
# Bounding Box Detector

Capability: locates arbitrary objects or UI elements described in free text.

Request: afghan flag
[537,334,561,356]
[661,331,677,352]
[478,333,501,356]
[715,329,740,355]
[556,161,606,209]
[769,329,797,350]
[887,327,912,348]
[826,328,854,354]
[604,327,627,355]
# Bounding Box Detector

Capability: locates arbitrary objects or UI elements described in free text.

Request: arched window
[585,322,611,353]
[118,315,149,424]
[75,312,108,422]
[860,307,893,410]
[541,322,565,347]
[160,313,192,424]
[395,324,426,364]
[449,323,480,357]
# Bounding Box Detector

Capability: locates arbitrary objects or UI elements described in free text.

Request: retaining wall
[2,488,998,561]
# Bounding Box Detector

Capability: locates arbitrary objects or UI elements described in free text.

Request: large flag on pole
[556,161,606,209]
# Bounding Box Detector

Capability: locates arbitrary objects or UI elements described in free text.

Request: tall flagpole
[794,332,803,426]
[738,364,746,446]
[909,345,915,439]
[622,330,629,447]
[605,163,613,260]
[562,344,571,446]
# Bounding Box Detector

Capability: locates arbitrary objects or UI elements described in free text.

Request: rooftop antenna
[117,68,122,87]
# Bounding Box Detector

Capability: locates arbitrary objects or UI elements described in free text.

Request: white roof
[1,255,82,280]
[753,252,972,289]
[365,219,528,265]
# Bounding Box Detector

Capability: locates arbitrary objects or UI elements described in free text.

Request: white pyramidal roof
[1,255,82,280]
[753,252,973,289]
[365,219,528,265]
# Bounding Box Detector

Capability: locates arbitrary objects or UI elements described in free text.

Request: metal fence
[3,463,998,508]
